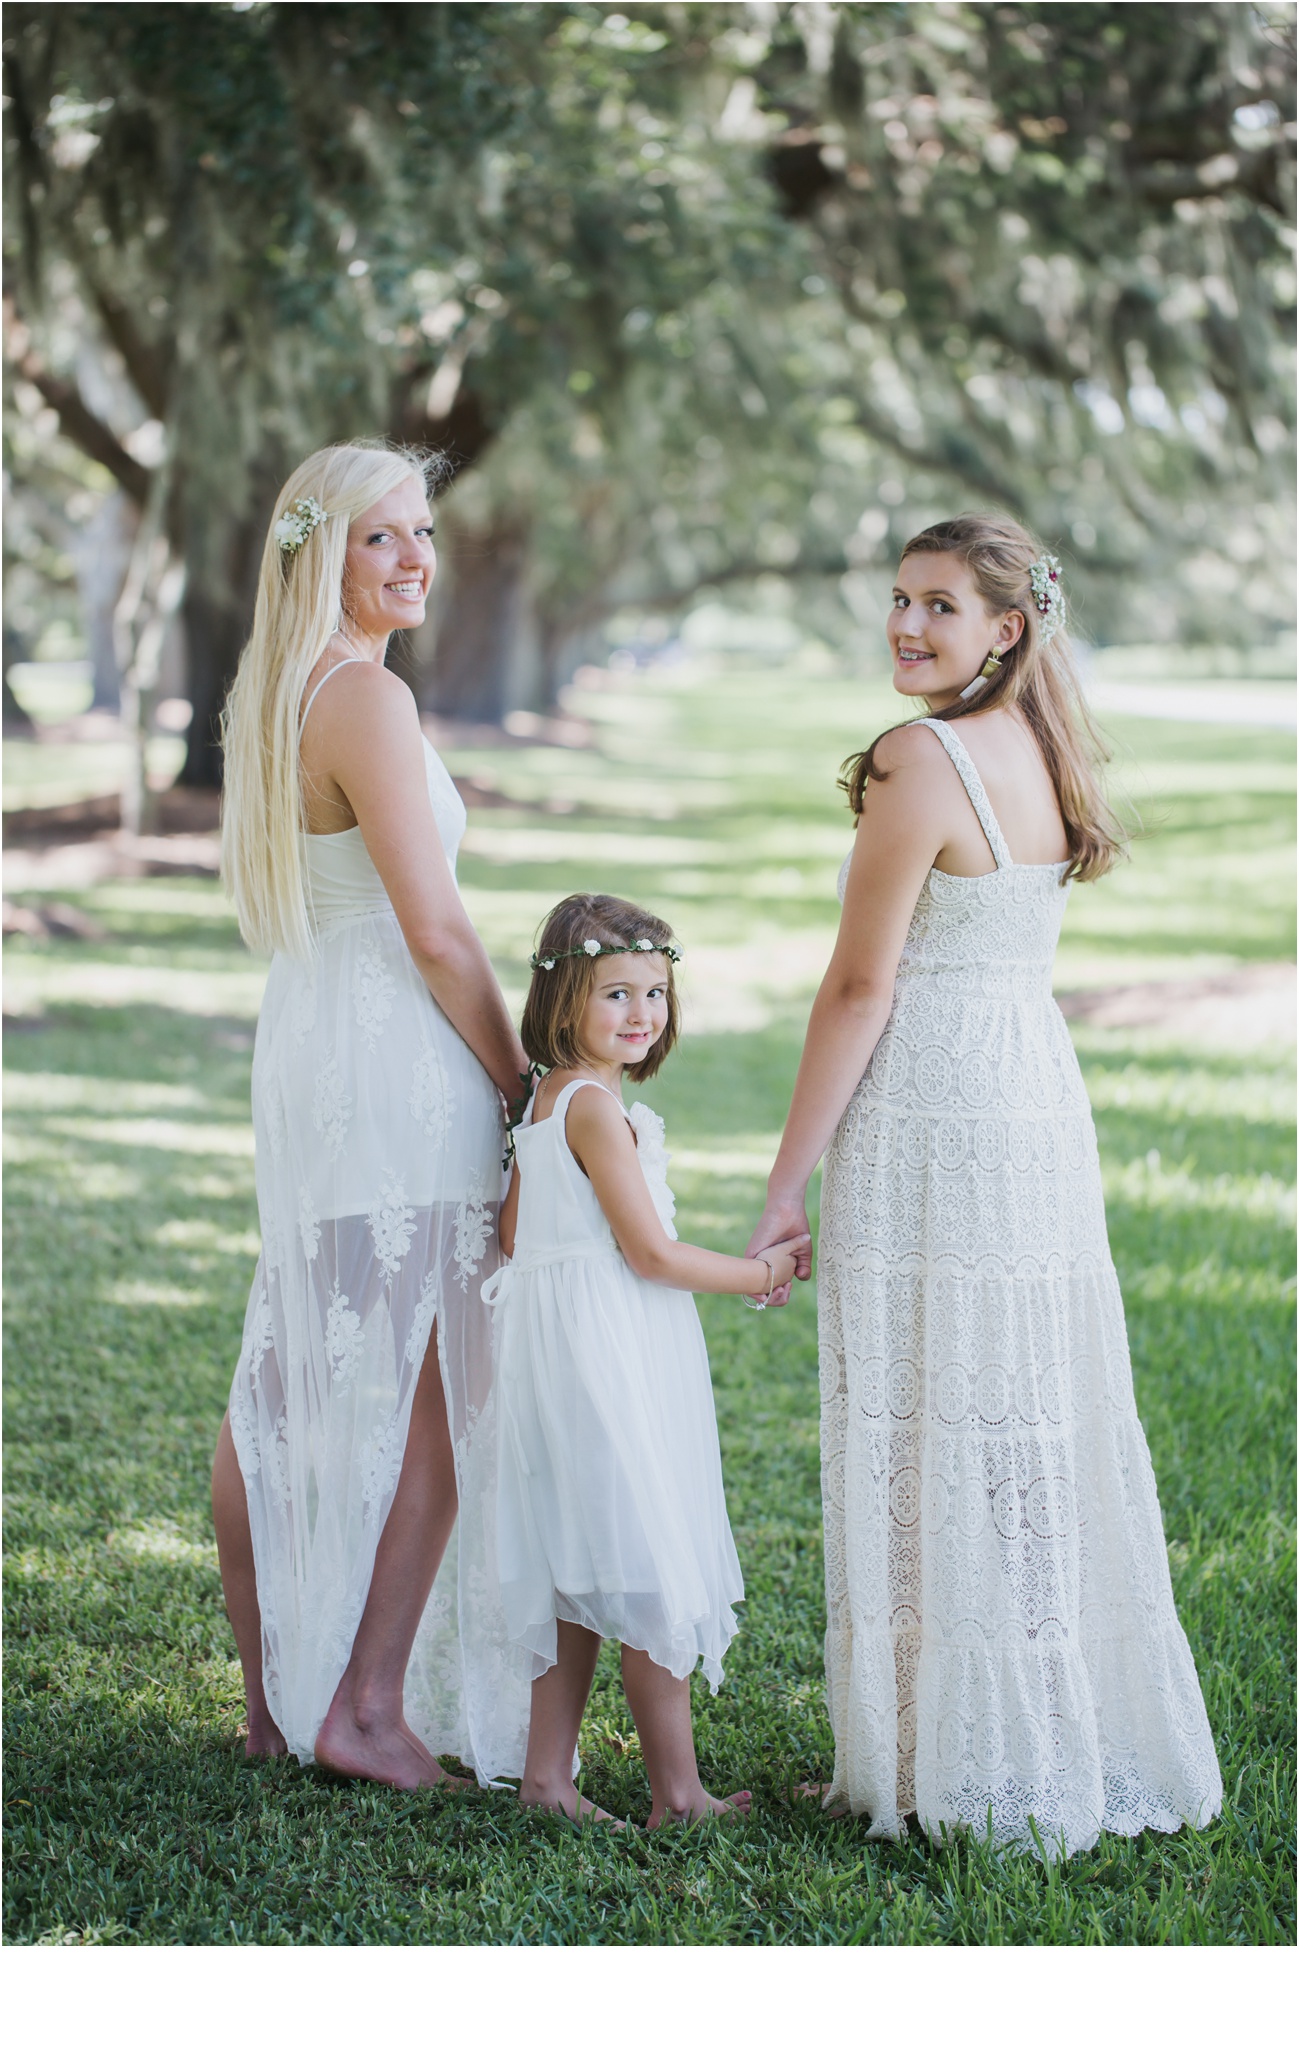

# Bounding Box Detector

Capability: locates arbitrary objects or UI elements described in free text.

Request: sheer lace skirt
[228,914,532,1779]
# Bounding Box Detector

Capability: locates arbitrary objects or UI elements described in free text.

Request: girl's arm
[307,665,526,1099]
[747,723,955,1267]
[564,1088,808,1297]
[499,1164,520,1260]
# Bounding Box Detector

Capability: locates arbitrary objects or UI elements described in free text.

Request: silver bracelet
[744,1257,774,1311]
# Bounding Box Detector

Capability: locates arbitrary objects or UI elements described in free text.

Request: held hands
[744,1233,812,1310]
[746,1195,813,1310]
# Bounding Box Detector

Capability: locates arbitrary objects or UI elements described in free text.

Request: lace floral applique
[298,1186,321,1262]
[243,1290,275,1386]
[260,1209,287,1275]
[408,1045,455,1143]
[353,941,397,1052]
[264,1413,292,1511]
[260,1079,288,1160]
[368,1171,416,1276]
[311,1053,353,1159]
[289,966,318,1048]
[361,1414,404,1514]
[453,1171,493,1290]
[325,1285,364,1387]
[404,1268,439,1367]
[313,1591,366,1683]
[228,1381,260,1475]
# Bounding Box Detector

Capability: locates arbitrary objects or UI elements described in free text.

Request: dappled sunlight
[4,952,268,1021]
[102,1278,214,1309]
[1120,1256,1294,1311]
[1102,1154,1294,1227]
[152,1218,261,1258]
[109,1521,220,1569]
[43,1116,255,1158]
[4,1071,217,1116]
[4,660,1292,1945]
[1082,1049,1291,1127]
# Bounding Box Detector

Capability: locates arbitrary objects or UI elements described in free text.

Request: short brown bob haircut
[522,893,681,1083]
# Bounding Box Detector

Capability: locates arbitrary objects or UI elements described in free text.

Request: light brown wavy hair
[522,894,681,1082]
[840,513,1125,883]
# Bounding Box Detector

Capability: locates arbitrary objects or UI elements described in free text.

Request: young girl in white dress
[484,893,808,1826]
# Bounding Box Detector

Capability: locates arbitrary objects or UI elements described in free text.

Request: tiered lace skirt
[817,976,1223,1855]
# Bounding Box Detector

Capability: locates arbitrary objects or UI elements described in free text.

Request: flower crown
[274,496,328,555]
[530,936,682,973]
[1030,552,1065,645]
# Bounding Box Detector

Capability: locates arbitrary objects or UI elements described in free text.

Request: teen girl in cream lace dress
[749,516,1221,1856]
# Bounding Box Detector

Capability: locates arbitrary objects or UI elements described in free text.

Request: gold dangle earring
[959,648,1003,702]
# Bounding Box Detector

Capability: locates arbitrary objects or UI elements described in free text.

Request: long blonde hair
[220,440,439,958]
[840,514,1126,883]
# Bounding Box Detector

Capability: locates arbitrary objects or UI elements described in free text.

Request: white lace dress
[227,730,532,1780]
[817,718,1222,1855]
[484,1079,744,1690]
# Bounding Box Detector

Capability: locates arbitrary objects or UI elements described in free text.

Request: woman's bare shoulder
[868,718,950,780]
[316,659,413,713]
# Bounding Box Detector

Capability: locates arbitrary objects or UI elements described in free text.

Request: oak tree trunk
[418,509,537,723]
[178,509,267,788]
[179,584,246,787]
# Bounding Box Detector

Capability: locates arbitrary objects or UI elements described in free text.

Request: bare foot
[519,1782,628,1828]
[314,1695,473,1792]
[241,1716,288,1760]
[792,1780,851,1817]
[647,1788,752,1829]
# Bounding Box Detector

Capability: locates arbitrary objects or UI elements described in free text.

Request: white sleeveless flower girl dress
[227,665,532,1779]
[817,718,1222,1855]
[484,1078,743,1689]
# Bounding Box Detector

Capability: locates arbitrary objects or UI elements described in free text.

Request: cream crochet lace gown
[227,716,532,1780]
[817,719,1222,1855]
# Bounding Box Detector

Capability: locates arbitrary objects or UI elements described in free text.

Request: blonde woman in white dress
[748,514,1222,1855]
[212,441,531,1789]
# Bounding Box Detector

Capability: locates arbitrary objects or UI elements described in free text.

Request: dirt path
[1057,963,1294,1046]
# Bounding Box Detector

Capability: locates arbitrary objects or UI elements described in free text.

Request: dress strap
[550,1076,632,1125]
[918,718,1014,870]
[299,657,363,732]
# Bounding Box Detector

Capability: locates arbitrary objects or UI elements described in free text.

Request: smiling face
[341,475,436,643]
[887,549,1024,710]
[576,953,671,1074]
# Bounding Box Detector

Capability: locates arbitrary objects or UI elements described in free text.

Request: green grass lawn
[3,659,1294,1944]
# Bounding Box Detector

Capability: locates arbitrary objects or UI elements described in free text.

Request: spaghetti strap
[918,718,1014,870]
[299,657,362,732]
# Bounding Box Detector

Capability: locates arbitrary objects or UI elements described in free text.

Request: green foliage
[3,656,1294,1943]
[3,3,1294,743]
[747,0,1297,640]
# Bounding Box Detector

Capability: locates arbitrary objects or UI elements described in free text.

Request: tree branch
[84,277,174,419]
[5,314,151,504]
[396,378,497,480]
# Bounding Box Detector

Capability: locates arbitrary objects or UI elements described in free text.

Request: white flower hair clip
[274,497,328,555]
[1030,552,1065,645]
